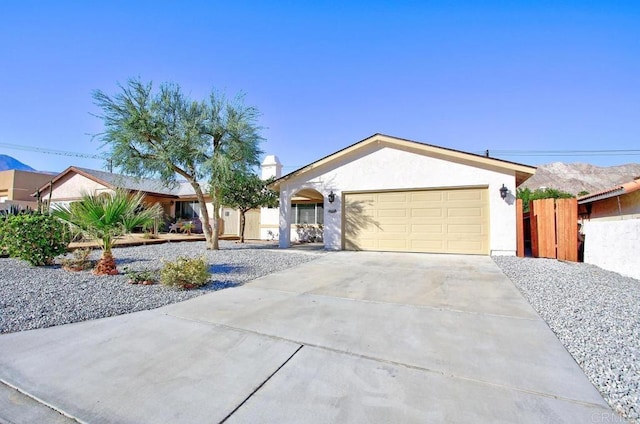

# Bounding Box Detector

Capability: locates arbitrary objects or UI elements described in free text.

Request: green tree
[52,190,162,275]
[92,79,263,250]
[517,187,575,212]
[218,173,278,243]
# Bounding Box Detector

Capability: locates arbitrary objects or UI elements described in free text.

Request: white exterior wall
[583,219,640,281]
[278,146,518,254]
[260,155,283,240]
[260,207,280,240]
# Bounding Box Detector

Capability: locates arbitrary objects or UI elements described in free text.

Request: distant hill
[519,162,640,195]
[0,154,35,171]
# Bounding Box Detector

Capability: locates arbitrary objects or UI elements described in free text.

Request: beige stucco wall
[46,173,112,203]
[582,191,640,221]
[0,170,53,202]
[277,145,519,254]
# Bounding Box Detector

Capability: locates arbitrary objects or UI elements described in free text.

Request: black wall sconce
[499,184,509,200]
[327,190,336,203]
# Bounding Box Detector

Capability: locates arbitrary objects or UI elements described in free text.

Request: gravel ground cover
[0,240,324,334]
[493,256,639,423]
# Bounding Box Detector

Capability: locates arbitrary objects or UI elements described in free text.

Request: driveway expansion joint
[218,345,304,424]
[0,379,83,424]
[160,313,607,410]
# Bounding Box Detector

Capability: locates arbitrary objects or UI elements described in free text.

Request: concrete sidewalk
[0,252,614,423]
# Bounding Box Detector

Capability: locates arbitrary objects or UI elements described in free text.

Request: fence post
[516,199,525,257]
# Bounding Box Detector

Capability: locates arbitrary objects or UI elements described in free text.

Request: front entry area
[344,187,489,254]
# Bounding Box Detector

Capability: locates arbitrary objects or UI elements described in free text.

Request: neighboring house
[578,178,640,221]
[0,169,54,211]
[578,178,640,280]
[35,166,258,237]
[268,133,536,255]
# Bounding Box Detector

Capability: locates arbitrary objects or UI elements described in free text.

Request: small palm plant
[52,189,162,275]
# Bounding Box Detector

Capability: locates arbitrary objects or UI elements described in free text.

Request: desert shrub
[124,267,156,285]
[60,248,94,271]
[160,256,209,289]
[1,213,71,266]
[0,216,7,256]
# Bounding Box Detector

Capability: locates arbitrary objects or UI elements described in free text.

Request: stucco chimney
[261,155,282,180]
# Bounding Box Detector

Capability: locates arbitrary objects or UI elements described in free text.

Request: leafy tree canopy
[517,187,575,212]
[92,78,263,249]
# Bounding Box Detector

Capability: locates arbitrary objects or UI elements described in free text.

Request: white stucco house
[264,133,536,256]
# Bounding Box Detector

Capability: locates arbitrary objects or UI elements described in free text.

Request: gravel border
[493,256,639,423]
[0,240,325,334]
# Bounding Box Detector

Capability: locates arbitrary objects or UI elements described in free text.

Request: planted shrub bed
[0,241,323,334]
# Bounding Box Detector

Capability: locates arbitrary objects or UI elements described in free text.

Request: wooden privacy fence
[516,198,578,261]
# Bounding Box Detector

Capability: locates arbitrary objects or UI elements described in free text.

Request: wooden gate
[516,198,578,261]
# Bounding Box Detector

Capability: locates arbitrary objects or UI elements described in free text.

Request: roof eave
[271,133,536,190]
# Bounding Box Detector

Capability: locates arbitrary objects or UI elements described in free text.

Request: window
[176,201,199,219]
[292,203,323,225]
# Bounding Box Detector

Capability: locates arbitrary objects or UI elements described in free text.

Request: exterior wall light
[327,191,336,203]
[499,184,509,200]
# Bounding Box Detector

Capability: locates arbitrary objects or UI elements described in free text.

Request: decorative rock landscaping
[494,255,639,423]
[0,241,324,334]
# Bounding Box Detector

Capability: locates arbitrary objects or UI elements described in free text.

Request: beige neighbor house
[267,133,536,255]
[36,166,259,238]
[577,178,640,280]
[0,169,55,211]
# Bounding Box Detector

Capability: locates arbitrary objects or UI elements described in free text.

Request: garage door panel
[447,224,483,234]
[447,190,483,201]
[378,239,409,249]
[410,192,443,201]
[411,224,444,234]
[447,239,484,252]
[379,224,409,233]
[378,209,408,218]
[344,188,489,255]
[447,207,483,217]
[411,208,443,218]
[411,239,445,250]
[378,192,408,202]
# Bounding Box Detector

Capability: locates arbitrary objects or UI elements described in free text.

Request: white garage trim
[343,186,489,255]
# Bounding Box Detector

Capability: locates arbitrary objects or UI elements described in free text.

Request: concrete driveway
[0,251,612,423]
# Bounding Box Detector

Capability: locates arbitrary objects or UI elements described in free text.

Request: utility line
[0,142,112,171]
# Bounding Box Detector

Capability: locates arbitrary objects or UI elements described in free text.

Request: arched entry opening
[290,188,325,246]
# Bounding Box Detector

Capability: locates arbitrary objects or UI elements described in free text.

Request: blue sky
[1,1,639,173]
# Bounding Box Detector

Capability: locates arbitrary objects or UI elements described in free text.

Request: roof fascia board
[271,133,536,190]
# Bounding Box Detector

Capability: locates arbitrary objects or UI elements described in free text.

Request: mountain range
[519,162,640,195]
[0,154,35,171]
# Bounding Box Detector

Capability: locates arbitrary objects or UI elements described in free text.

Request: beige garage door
[344,188,489,255]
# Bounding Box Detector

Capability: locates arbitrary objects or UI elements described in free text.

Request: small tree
[92,79,263,250]
[52,190,162,275]
[517,187,574,212]
[219,173,278,243]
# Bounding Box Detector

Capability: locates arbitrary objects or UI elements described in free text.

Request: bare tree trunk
[211,198,221,250]
[209,188,221,250]
[239,210,246,243]
[191,181,217,250]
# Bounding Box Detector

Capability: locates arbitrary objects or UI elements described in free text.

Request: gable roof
[271,133,537,189]
[35,166,197,198]
[578,177,640,204]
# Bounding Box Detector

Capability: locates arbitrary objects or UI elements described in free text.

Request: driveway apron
[0,251,612,423]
